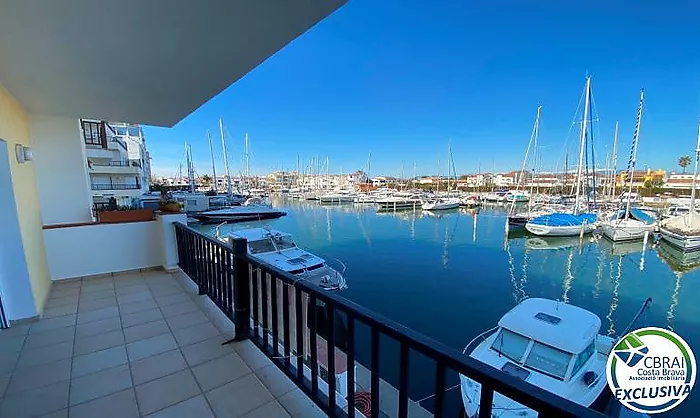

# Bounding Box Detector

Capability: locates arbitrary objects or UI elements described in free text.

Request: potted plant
[97,201,154,223]
[158,191,182,213]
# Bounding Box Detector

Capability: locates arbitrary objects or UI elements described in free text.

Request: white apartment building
[111,122,152,194]
[82,119,147,206]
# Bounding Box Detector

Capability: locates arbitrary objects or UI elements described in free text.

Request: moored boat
[229,228,346,290]
[460,298,614,418]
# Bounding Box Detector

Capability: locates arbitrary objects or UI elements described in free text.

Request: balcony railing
[90,160,141,168]
[91,183,141,191]
[173,223,609,418]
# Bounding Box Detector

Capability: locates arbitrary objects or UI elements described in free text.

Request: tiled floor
[0,270,328,418]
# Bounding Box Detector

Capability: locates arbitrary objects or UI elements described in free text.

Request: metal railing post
[231,237,250,341]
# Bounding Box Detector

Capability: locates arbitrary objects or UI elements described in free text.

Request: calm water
[195,198,699,417]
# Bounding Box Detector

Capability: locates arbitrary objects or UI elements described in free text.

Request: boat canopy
[528,213,597,227]
[610,208,655,224]
[498,298,600,354]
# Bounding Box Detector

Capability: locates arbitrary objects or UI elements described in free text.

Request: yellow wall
[0,84,51,314]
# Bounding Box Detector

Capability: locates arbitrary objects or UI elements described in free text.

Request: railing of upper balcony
[91,183,141,191]
[173,223,610,418]
[81,119,128,152]
[90,160,141,168]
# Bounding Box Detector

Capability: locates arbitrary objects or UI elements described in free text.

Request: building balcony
[89,161,141,175]
[91,183,141,191]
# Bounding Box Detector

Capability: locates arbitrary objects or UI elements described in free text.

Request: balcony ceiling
[0,0,346,127]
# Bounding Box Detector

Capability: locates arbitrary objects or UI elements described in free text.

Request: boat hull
[659,226,700,252]
[600,221,655,242]
[422,202,459,211]
[525,222,595,236]
[507,215,530,227]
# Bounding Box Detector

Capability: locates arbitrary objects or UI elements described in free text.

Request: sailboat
[659,121,700,251]
[422,145,460,211]
[526,77,598,236]
[508,106,561,227]
[600,89,657,242]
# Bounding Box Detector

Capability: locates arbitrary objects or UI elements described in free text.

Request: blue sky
[144,0,700,178]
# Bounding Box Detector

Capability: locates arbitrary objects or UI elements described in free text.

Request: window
[128,127,140,137]
[491,329,530,362]
[524,342,572,380]
[82,121,102,146]
[248,239,275,254]
[115,127,128,136]
[272,235,297,251]
[571,341,596,378]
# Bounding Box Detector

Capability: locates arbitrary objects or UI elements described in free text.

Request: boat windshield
[248,239,276,254]
[524,341,572,380]
[490,329,530,362]
[272,235,297,251]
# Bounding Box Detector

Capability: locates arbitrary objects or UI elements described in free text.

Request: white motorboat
[460,298,614,418]
[318,193,354,204]
[193,204,286,223]
[505,190,529,203]
[376,196,421,211]
[421,197,460,211]
[229,228,346,290]
[460,194,480,207]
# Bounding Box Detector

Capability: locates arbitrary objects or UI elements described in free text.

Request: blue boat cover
[609,208,655,225]
[529,212,598,227]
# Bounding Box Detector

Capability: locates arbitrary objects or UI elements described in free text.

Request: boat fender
[583,370,598,386]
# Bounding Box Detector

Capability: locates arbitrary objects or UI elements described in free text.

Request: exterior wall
[43,221,161,280]
[31,115,94,224]
[0,84,51,317]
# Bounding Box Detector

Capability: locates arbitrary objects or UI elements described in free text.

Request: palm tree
[200,174,212,188]
[679,155,691,174]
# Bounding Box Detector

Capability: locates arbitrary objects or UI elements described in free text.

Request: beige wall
[0,84,51,315]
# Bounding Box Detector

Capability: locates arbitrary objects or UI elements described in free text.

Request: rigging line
[554,86,586,173]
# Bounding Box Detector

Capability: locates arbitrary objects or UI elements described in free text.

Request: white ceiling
[0,0,346,127]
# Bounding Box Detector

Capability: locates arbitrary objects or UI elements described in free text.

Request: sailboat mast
[610,122,619,201]
[219,118,233,196]
[437,160,441,194]
[186,143,195,194]
[207,131,217,192]
[245,133,250,179]
[511,105,541,214]
[624,89,645,219]
[574,76,592,215]
[688,120,700,216]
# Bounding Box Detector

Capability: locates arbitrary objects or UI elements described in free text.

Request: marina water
[195,197,699,417]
